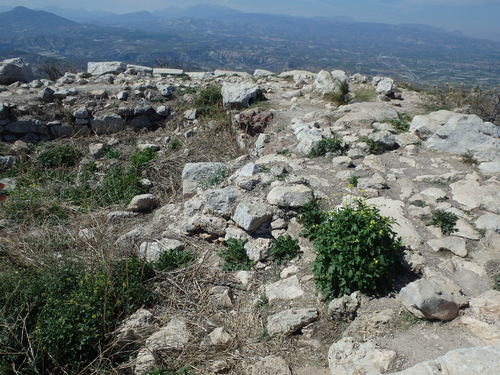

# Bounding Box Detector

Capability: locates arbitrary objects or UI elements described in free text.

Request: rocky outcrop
[0,58,34,85]
[87,61,127,76]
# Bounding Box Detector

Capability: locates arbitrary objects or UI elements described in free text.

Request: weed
[198,166,228,189]
[168,138,181,151]
[304,197,404,301]
[218,238,254,271]
[276,172,288,181]
[387,118,410,133]
[492,273,500,291]
[358,136,390,155]
[276,148,291,156]
[348,175,359,187]
[397,309,420,329]
[153,248,196,271]
[297,197,328,240]
[254,294,269,309]
[409,200,427,207]
[37,144,81,168]
[193,85,223,117]
[430,210,458,236]
[257,327,271,341]
[352,86,377,102]
[269,235,300,265]
[104,147,121,159]
[307,135,347,158]
[324,82,350,106]
[461,152,479,166]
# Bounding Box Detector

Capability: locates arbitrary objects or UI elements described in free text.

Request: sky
[1,0,499,41]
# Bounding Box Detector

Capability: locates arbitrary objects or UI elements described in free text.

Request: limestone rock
[181,162,226,197]
[390,341,500,374]
[115,309,156,353]
[265,275,304,302]
[201,327,232,347]
[409,110,456,140]
[127,194,159,212]
[204,186,239,218]
[138,239,184,262]
[328,336,397,375]
[267,308,318,336]
[328,292,361,321]
[90,115,125,135]
[313,70,345,96]
[145,317,189,350]
[87,61,126,76]
[399,278,468,321]
[232,202,272,232]
[267,185,312,207]
[222,82,259,107]
[475,212,500,233]
[244,356,291,375]
[372,76,394,95]
[428,237,467,257]
[134,348,158,375]
[0,58,34,85]
[244,238,272,262]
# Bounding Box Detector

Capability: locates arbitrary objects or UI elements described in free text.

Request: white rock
[267,308,318,336]
[265,275,304,302]
[267,185,312,207]
[146,317,189,350]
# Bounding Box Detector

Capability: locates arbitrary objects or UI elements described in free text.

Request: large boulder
[90,115,125,134]
[232,201,272,232]
[372,76,394,95]
[0,58,34,85]
[87,61,126,76]
[425,114,500,162]
[222,82,259,107]
[409,110,456,140]
[181,162,226,197]
[313,70,346,96]
[267,308,318,336]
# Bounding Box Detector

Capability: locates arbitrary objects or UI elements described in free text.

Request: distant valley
[0,5,499,87]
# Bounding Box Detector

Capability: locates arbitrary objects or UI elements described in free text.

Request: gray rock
[117,91,129,101]
[0,155,17,170]
[390,341,500,375]
[475,212,500,233]
[478,161,500,175]
[240,162,260,177]
[244,238,272,262]
[328,292,361,321]
[153,68,184,76]
[265,275,304,302]
[232,202,272,232]
[183,214,227,237]
[267,308,318,336]
[90,115,125,134]
[399,278,468,321]
[157,84,175,97]
[428,237,467,257]
[37,87,55,102]
[204,186,239,218]
[138,239,184,262]
[328,337,397,375]
[146,317,189,350]
[0,58,34,85]
[267,185,312,207]
[244,356,291,375]
[127,194,159,212]
[87,61,126,76]
[222,82,259,107]
[184,109,197,120]
[5,119,47,135]
[181,162,226,197]
[368,131,397,149]
[53,90,68,99]
[313,70,345,96]
[50,125,73,138]
[372,76,394,95]
[134,99,154,116]
[425,114,500,162]
[73,106,89,119]
[134,348,158,375]
[128,115,151,129]
[332,156,354,168]
[126,64,153,75]
[209,286,234,308]
[115,309,157,354]
[409,110,456,140]
[118,106,134,116]
[201,327,232,347]
[253,69,275,77]
[156,105,170,117]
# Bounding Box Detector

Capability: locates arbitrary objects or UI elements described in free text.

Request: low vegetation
[298,197,405,302]
[307,135,347,158]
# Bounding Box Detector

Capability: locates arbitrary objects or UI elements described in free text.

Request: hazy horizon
[1,0,499,42]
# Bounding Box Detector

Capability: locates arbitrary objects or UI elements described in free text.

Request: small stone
[127,194,159,213]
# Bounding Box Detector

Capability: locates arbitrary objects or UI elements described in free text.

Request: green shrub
[348,175,359,187]
[297,197,327,240]
[324,82,350,105]
[193,85,223,117]
[37,144,81,168]
[0,256,155,374]
[387,118,410,133]
[218,238,254,271]
[154,248,196,271]
[430,210,458,236]
[305,198,404,301]
[269,235,300,265]
[359,136,390,155]
[307,135,347,158]
[168,138,181,151]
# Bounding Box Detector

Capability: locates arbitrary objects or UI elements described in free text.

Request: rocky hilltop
[0,58,499,375]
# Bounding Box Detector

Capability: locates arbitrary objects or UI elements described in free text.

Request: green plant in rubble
[147,367,195,375]
[100,148,156,205]
[168,138,181,151]
[430,210,458,236]
[37,144,81,168]
[359,135,390,155]
[153,248,196,271]
[193,85,223,117]
[348,175,359,187]
[198,166,228,188]
[0,256,155,374]
[308,198,404,302]
[297,197,328,240]
[307,135,347,158]
[218,238,254,271]
[269,234,300,265]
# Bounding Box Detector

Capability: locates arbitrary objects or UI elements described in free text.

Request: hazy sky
[2,0,499,41]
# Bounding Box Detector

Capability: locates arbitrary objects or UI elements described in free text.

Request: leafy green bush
[358,136,390,155]
[387,118,410,133]
[430,210,458,236]
[218,238,254,271]
[37,144,81,168]
[269,235,300,265]
[348,175,359,187]
[303,198,404,301]
[307,135,347,158]
[297,197,327,240]
[0,256,155,374]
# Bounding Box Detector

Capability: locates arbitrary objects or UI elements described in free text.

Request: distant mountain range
[0,6,499,87]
